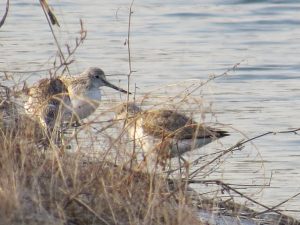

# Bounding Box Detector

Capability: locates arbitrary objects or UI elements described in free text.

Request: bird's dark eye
[95,75,100,78]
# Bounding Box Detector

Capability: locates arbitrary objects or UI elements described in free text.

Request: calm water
[1,0,300,219]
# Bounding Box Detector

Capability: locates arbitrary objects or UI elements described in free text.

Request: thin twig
[219,182,292,218]
[254,191,300,216]
[187,140,244,180]
[187,60,244,96]
[71,196,110,225]
[0,0,9,28]
[39,0,70,76]
[239,128,300,146]
[126,0,135,101]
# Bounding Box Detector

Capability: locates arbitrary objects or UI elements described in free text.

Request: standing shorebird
[115,102,229,165]
[24,67,129,141]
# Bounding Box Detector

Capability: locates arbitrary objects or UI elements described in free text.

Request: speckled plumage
[24,78,71,132]
[25,67,129,137]
[116,102,229,158]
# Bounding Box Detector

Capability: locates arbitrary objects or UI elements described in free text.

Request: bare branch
[0,0,9,28]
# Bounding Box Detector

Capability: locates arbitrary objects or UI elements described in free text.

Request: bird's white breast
[68,88,102,121]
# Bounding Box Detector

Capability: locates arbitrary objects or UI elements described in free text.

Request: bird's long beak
[102,79,131,94]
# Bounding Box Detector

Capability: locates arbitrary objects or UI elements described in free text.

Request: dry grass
[2,73,300,225]
[0,87,202,225]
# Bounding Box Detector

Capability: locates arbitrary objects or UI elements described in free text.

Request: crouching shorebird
[115,102,229,167]
[24,67,129,142]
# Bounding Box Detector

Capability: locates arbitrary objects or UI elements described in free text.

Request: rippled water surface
[1,0,300,219]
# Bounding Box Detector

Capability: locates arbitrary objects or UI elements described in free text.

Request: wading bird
[25,67,129,143]
[115,102,229,168]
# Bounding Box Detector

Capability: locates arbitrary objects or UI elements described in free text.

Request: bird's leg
[178,155,182,174]
[179,155,189,169]
[59,122,66,153]
[72,120,82,147]
[174,143,186,173]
